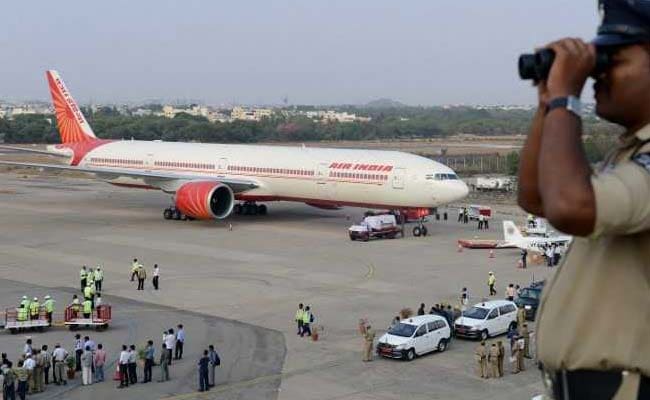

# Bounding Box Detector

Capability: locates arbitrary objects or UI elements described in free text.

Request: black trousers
[75,349,83,371]
[128,362,137,384]
[199,368,209,391]
[95,280,102,292]
[80,278,86,291]
[297,320,303,335]
[301,323,311,337]
[489,284,496,296]
[137,278,144,290]
[153,276,159,290]
[144,359,153,382]
[119,364,129,386]
[175,341,183,359]
[167,349,173,365]
[44,366,50,384]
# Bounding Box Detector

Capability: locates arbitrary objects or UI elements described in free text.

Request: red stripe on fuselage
[56,140,113,166]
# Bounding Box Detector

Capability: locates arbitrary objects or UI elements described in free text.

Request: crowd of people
[0,322,221,398]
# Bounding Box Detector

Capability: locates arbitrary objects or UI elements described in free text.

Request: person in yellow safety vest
[94,266,103,292]
[82,299,92,319]
[71,294,80,318]
[83,285,92,301]
[30,297,40,320]
[80,265,88,292]
[44,295,55,325]
[20,295,30,310]
[86,268,95,287]
[131,258,140,282]
[17,304,28,321]
[86,284,96,308]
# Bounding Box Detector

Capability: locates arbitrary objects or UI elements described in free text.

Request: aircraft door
[316,162,335,199]
[217,157,229,174]
[392,167,405,189]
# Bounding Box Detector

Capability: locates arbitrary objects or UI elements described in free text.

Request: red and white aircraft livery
[0,71,468,226]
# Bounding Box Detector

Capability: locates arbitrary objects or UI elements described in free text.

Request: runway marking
[364,262,375,280]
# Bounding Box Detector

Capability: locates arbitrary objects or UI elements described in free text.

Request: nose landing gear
[412,217,428,237]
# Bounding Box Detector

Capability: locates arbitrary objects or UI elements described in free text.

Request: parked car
[515,281,546,320]
[376,314,451,361]
[349,214,404,241]
[454,300,518,340]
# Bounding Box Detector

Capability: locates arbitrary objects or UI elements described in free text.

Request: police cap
[595,0,650,46]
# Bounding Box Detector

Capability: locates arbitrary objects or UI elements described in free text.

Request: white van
[454,300,518,341]
[376,314,451,361]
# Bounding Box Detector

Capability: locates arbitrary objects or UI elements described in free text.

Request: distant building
[231,106,273,121]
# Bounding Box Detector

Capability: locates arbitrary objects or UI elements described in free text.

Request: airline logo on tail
[46,70,96,144]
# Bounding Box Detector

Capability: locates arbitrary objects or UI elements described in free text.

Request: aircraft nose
[442,180,469,203]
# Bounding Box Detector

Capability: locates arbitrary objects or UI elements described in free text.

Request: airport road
[0,173,552,399]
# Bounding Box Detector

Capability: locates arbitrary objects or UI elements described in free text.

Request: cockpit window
[428,173,459,180]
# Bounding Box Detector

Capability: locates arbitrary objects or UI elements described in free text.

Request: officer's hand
[536,80,551,107]
[545,38,596,99]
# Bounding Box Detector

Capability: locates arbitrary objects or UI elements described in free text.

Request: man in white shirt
[118,345,130,388]
[23,339,33,356]
[164,329,176,365]
[24,355,36,394]
[52,343,68,385]
[152,264,160,290]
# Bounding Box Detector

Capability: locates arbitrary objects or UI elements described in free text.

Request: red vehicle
[64,304,112,331]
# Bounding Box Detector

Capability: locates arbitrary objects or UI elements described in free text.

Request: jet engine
[174,181,234,219]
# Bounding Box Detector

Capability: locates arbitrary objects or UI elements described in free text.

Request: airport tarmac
[0,172,553,399]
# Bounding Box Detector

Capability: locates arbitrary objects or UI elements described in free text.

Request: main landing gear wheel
[235,202,267,216]
[413,217,428,237]
[163,208,173,220]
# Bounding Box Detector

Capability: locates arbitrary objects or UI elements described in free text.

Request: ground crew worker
[521,324,531,359]
[475,341,488,379]
[294,303,304,335]
[488,343,499,378]
[17,304,28,322]
[84,284,95,308]
[44,295,54,325]
[516,305,526,333]
[29,297,40,320]
[131,258,140,281]
[362,324,375,362]
[94,266,103,292]
[86,267,95,289]
[301,306,312,337]
[518,2,650,398]
[478,214,485,230]
[80,265,87,291]
[82,298,92,319]
[497,341,505,378]
[71,295,80,318]
[527,213,535,228]
[487,272,496,296]
[20,295,30,310]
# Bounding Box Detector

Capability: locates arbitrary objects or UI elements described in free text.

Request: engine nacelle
[174,181,234,220]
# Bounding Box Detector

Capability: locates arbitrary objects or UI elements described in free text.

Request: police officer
[518,1,650,398]
[488,343,500,379]
[497,340,505,378]
[362,324,375,362]
[475,341,488,379]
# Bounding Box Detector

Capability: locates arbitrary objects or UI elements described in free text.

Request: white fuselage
[73,140,469,209]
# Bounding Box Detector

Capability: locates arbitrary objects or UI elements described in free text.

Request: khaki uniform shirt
[537,125,650,377]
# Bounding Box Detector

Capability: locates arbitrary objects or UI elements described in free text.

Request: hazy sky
[0,0,599,105]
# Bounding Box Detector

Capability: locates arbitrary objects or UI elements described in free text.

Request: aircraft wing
[0,160,259,193]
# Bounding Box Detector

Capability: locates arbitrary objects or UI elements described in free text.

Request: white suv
[454,300,518,341]
[376,314,451,361]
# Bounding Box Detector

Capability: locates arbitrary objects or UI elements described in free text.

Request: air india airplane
[0,71,468,235]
